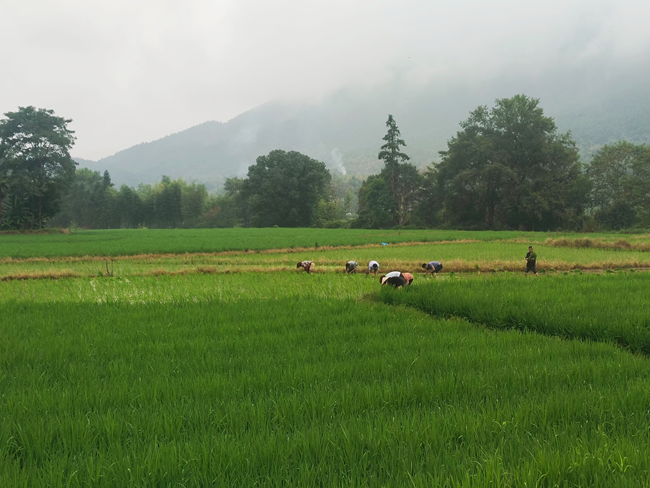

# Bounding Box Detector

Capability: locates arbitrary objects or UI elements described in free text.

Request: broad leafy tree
[0,106,76,228]
[588,141,650,228]
[436,95,588,230]
[356,175,396,228]
[240,150,331,227]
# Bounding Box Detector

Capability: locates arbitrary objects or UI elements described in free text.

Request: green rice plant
[378,273,650,355]
[0,228,533,259]
[4,237,650,486]
[1,228,645,259]
[2,280,650,486]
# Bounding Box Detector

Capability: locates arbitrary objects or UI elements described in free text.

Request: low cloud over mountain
[78,58,650,188]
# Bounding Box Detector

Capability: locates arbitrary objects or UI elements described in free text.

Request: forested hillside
[76,61,650,187]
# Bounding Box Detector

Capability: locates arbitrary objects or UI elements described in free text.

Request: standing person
[345,261,358,274]
[379,271,407,288]
[422,261,443,277]
[402,272,414,285]
[296,260,314,274]
[525,246,538,275]
[368,260,380,276]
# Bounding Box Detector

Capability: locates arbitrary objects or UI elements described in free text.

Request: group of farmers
[295,245,538,285]
[296,259,443,288]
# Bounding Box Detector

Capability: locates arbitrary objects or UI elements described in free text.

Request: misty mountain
[76,60,650,188]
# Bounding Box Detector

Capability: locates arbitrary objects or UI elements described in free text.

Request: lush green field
[1,227,644,259]
[378,272,650,355]
[3,230,650,486]
[3,273,650,486]
[0,228,533,258]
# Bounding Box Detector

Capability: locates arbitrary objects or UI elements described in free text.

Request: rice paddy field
[2,228,650,487]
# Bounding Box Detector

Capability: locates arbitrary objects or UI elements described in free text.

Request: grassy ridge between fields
[2,295,650,487]
[378,272,650,355]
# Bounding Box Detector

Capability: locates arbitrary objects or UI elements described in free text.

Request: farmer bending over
[297,260,314,274]
[368,260,379,276]
[402,272,414,285]
[422,261,443,277]
[345,261,358,274]
[525,246,537,275]
[379,271,407,288]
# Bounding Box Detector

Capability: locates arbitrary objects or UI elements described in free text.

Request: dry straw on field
[545,237,650,252]
[0,270,88,281]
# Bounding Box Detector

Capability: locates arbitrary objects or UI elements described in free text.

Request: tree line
[2,97,650,231]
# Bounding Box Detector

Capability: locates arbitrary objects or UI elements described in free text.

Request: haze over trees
[588,141,650,229]
[72,63,650,188]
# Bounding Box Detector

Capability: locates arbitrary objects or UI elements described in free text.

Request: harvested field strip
[378,272,650,355]
[0,270,89,281]
[544,237,650,252]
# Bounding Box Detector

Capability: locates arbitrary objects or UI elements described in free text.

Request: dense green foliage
[6,98,650,232]
[3,271,650,486]
[435,95,589,230]
[240,150,331,227]
[48,171,209,229]
[588,141,650,229]
[0,106,77,229]
[357,116,423,228]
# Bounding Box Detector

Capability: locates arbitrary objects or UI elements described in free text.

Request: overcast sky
[1,0,648,160]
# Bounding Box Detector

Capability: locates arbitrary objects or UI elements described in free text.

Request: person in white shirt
[296,260,314,274]
[368,260,379,276]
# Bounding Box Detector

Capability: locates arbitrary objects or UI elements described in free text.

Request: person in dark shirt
[297,260,314,274]
[525,246,537,275]
[422,261,443,277]
[345,261,358,273]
